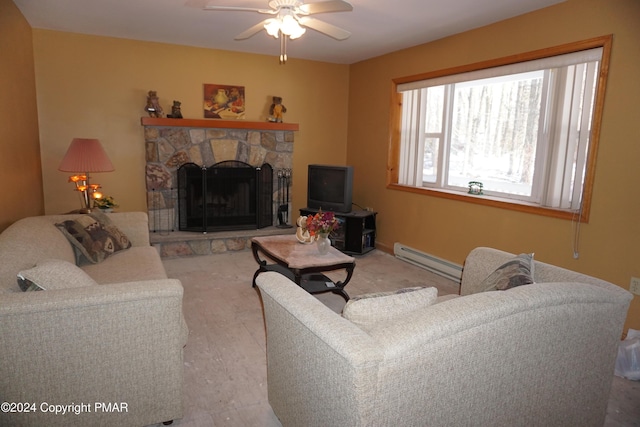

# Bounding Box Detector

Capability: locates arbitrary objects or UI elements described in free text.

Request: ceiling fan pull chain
[280,34,288,64]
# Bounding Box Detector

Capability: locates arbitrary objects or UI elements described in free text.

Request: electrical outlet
[630,277,640,295]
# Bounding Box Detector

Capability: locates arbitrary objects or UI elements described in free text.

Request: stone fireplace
[142,117,298,257]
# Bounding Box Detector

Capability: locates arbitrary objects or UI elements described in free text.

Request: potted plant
[93,196,118,212]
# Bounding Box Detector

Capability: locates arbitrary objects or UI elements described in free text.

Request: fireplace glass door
[178,161,272,232]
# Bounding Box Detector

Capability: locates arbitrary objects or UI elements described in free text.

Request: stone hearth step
[150,227,295,258]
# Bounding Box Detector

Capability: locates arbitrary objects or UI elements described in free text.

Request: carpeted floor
[155,249,640,427]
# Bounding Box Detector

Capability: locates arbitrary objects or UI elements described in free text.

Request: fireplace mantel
[141,117,299,131]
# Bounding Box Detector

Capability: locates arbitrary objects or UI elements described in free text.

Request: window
[389,36,611,222]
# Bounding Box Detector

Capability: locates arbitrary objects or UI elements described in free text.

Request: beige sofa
[256,247,632,427]
[0,212,187,427]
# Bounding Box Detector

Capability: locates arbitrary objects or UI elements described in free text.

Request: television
[307,164,354,213]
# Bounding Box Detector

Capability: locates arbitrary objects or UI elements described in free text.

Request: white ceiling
[13,0,565,64]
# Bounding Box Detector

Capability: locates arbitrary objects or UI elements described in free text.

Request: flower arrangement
[93,195,119,210]
[306,210,339,237]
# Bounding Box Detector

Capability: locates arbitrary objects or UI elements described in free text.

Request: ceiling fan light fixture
[264,18,280,38]
[280,14,301,36]
[288,23,306,39]
[264,13,306,40]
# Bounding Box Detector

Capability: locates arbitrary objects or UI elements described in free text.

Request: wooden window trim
[387,35,613,223]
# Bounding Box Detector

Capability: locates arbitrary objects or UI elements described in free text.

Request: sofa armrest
[0,279,187,426]
[460,247,515,295]
[105,211,151,246]
[256,272,383,426]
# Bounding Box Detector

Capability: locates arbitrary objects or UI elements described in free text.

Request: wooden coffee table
[251,234,355,301]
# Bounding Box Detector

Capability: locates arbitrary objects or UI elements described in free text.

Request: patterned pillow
[55,211,131,265]
[17,259,98,291]
[480,253,535,292]
[343,286,438,329]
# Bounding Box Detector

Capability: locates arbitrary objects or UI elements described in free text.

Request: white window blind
[396,47,602,212]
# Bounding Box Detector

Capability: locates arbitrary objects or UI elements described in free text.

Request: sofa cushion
[480,253,535,291]
[81,246,168,284]
[17,259,98,291]
[55,211,132,265]
[343,286,438,329]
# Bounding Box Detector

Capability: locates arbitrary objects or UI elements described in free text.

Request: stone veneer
[142,119,296,258]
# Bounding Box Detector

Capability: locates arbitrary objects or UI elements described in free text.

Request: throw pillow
[55,211,131,265]
[343,286,438,329]
[17,259,98,291]
[480,253,535,292]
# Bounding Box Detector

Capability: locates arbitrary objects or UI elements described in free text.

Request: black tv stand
[300,208,377,255]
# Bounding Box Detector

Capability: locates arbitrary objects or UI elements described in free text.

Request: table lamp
[59,138,115,213]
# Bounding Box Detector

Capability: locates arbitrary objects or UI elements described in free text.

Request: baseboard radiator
[393,243,463,282]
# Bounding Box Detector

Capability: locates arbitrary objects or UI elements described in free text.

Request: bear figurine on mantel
[144,90,164,118]
[268,96,287,123]
[167,100,183,119]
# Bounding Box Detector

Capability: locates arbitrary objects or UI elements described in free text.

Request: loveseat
[0,212,187,427]
[256,247,632,427]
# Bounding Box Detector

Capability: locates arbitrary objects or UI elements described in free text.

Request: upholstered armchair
[256,247,631,426]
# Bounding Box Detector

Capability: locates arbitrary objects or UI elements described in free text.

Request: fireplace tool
[150,188,175,235]
[277,169,292,228]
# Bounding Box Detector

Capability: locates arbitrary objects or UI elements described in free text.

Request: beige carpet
[155,249,640,427]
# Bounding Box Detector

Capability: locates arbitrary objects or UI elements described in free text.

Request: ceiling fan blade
[204,5,275,14]
[298,0,353,15]
[234,19,271,40]
[298,17,351,40]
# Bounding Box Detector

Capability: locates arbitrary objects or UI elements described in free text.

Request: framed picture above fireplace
[203,84,246,119]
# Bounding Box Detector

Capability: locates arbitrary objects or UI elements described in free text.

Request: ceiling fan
[204,0,353,63]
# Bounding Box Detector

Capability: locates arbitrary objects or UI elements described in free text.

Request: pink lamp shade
[58,138,115,173]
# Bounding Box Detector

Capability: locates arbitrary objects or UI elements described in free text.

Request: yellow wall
[32,30,349,217]
[0,0,44,230]
[348,0,640,331]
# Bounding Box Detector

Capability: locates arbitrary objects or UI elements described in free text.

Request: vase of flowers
[306,210,339,255]
[315,233,331,255]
